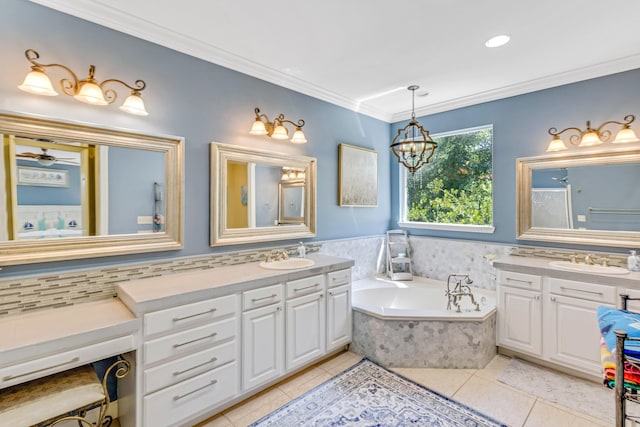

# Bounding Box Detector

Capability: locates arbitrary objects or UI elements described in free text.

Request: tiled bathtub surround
[319,235,384,281]
[350,310,497,369]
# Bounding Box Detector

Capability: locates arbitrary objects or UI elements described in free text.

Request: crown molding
[391,54,640,123]
[28,1,640,125]
[29,0,392,122]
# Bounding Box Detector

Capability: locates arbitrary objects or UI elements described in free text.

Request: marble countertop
[116,253,355,314]
[494,255,640,287]
[0,298,138,368]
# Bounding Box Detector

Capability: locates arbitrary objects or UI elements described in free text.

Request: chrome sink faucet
[273,249,289,261]
[585,253,595,265]
[446,274,480,312]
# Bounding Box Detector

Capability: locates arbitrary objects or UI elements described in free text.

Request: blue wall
[390,68,640,253]
[0,0,391,275]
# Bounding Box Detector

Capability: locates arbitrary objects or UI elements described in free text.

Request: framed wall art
[338,143,378,207]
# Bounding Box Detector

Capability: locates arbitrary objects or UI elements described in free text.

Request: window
[399,125,494,233]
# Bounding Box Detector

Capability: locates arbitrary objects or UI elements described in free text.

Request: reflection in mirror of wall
[210,142,316,246]
[0,112,183,265]
[517,147,640,247]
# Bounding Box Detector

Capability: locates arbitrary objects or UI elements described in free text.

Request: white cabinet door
[498,285,542,356]
[326,284,351,352]
[546,294,612,376]
[286,291,326,372]
[242,303,284,391]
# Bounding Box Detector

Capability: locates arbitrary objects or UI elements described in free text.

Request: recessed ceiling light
[485,35,510,48]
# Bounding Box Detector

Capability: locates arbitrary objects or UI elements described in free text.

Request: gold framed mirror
[0,112,183,265]
[210,142,316,246]
[516,147,640,247]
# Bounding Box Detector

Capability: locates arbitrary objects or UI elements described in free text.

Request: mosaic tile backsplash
[0,233,629,318]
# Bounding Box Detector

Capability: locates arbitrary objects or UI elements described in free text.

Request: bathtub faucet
[446,274,480,312]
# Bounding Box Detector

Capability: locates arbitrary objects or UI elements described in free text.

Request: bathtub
[352,276,495,321]
[350,276,497,369]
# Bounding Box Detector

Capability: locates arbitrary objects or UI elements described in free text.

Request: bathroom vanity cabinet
[116,254,353,427]
[495,256,635,379]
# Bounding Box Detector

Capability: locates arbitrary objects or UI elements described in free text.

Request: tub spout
[446,274,479,311]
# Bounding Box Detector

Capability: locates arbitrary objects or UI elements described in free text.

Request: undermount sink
[549,260,629,275]
[259,258,315,270]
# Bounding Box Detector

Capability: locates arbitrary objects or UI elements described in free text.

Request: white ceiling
[31,0,640,122]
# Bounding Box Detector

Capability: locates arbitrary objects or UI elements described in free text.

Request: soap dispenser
[297,242,306,258]
[628,250,640,272]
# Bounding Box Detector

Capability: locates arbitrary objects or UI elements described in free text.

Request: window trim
[398,124,495,234]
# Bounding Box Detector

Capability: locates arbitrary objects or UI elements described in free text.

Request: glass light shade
[546,136,568,152]
[271,124,289,140]
[578,130,603,147]
[74,81,108,105]
[290,128,307,144]
[37,157,55,167]
[18,69,58,96]
[612,127,639,144]
[119,93,149,116]
[250,119,268,135]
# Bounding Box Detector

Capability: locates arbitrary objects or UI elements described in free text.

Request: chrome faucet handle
[602,257,609,267]
[265,254,273,263]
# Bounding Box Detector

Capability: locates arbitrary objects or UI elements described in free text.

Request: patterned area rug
[249,358,507,427]
[497,357,613,422]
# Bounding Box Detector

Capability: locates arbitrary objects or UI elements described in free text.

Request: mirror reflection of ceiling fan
[16,148,80,167]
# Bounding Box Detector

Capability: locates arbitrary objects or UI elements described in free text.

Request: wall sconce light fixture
[249,107,307,143]
[390,85,437,174]
[281,167,306,182]
[18,49,149,116]
[546,114,638,152]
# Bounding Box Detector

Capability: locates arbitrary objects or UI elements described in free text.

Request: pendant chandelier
[390,85,437,174]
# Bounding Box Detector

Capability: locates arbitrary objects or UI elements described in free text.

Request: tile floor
[189,351,613,427]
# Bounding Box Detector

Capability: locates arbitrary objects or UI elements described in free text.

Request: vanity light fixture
[546,114,638,152]
[390,85,437,174]
[281,167,305,182]
[18,49,149,116]
[249,107,307,144]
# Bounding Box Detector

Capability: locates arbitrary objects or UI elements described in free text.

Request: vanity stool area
[116,253,353,427]
[0,299,138,426]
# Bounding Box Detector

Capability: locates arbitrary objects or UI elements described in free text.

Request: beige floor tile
[194,413,234,427]
[280,371,332,399]
[277,366,327,396]
[524,400,612,427]
[223,387,289,423]
[318,350,362,375]
[391,367,474,397]
[453,375,536,427]
[475,354,512,382]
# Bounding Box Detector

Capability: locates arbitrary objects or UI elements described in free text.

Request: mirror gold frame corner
[516,147,640,248]
[210,141,316,246]
[0,112,184,265]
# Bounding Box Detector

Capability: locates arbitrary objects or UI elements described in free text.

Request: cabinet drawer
[286,274,326,298]
[144,317,236,365]
[0,335,133,389]
[548,278,616,304]
[498,271,541,291]
[143,340,237,394]
[243,284,283,311]
[143,362,238,427]
[327,269,351,288]
[144,294,237,337]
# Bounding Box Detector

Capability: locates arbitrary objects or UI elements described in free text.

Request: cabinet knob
[535,295,540,300]
[550,296,557,302]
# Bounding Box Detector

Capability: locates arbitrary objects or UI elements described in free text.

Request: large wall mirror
[0,112,183,265]
[210,142,316,246]
[516,147,640,247]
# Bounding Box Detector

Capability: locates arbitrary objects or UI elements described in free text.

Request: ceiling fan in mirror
[16,147,80,167]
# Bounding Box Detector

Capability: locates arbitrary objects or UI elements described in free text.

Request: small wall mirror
[0,112,183,265]
[210,142,316,246]
[516,147,640,247]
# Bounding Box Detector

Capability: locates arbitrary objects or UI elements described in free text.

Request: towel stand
[615,294,640,427]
